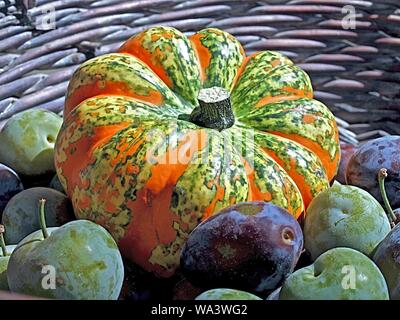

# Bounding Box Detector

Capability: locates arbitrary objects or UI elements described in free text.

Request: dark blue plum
[0,163,23,216]
[180,201,303,295]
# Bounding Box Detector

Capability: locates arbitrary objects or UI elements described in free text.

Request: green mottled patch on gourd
[135,26,201,107]
[195,28,245,90]
[254,131,329,198]
[240,98,339,162]
[67,53,187,112]
[233,51,292,94]
[170,127,248,218]
[232,60,312,117]
[251,142,303,212]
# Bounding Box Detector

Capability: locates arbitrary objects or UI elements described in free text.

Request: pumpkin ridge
[254,130,329,209]
[64,53,187,116]
[189,32,209,84]
[233,122,329,209]
[169,40,200,108]
[119,26,201,107]
[189,28,245,91]
[238,97,340,180]
[232,64,313,118]
[226,127,303,218]
[231,50,294,105]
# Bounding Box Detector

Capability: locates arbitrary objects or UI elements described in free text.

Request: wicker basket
[0,0,399,145]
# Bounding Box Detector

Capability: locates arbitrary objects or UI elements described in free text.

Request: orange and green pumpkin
[55,26,340,278]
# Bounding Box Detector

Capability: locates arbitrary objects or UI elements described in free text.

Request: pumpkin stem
[181,87,235,131]
[0,225,7,257]
[39,199,49,239]
[378,168,397,228]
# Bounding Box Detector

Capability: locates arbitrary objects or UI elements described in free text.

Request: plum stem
[378,168,397,227]
[39,199,49,239]
[0,225,7,256]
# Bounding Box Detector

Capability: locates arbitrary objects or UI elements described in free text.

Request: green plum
[373,223,400,299]
[0,108,62,177]
[2,187,74,244]
[304,182,391,260]
[280,247,389,300]
[195,289,262,300]
[7,200,124,299]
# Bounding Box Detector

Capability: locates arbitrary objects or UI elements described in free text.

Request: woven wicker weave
[0,0,399,145]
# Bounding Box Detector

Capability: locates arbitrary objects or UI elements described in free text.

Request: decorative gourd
[55,27,340,277]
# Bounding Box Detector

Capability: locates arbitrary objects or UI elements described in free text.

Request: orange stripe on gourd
[65,81,164,116]
[270,131,339,182]
[282,86,313,98]
[243,160,273,203]
[189,28,245,91]
[144,129,208,195]
[255,95,302,108]
[56,122,130,198]
[119,32,174,88]
[119,26,201,106]
[254,86,312,108]
[190,32,211,84]
[262,149,313,208]
[243,157,303,219]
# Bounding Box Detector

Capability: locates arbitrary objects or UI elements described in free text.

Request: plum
[346,136,400,209]
[0,108,62,177]
[180,201,303,295]
[373,223,400,299]
[2,187,74,244]
[7,206,124,299]
[48,174,66,194]
[0,164,23,216]
[195,289,262,300]
[280,247,389,300]
[304,182,391,260]
[336,142,356,184]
